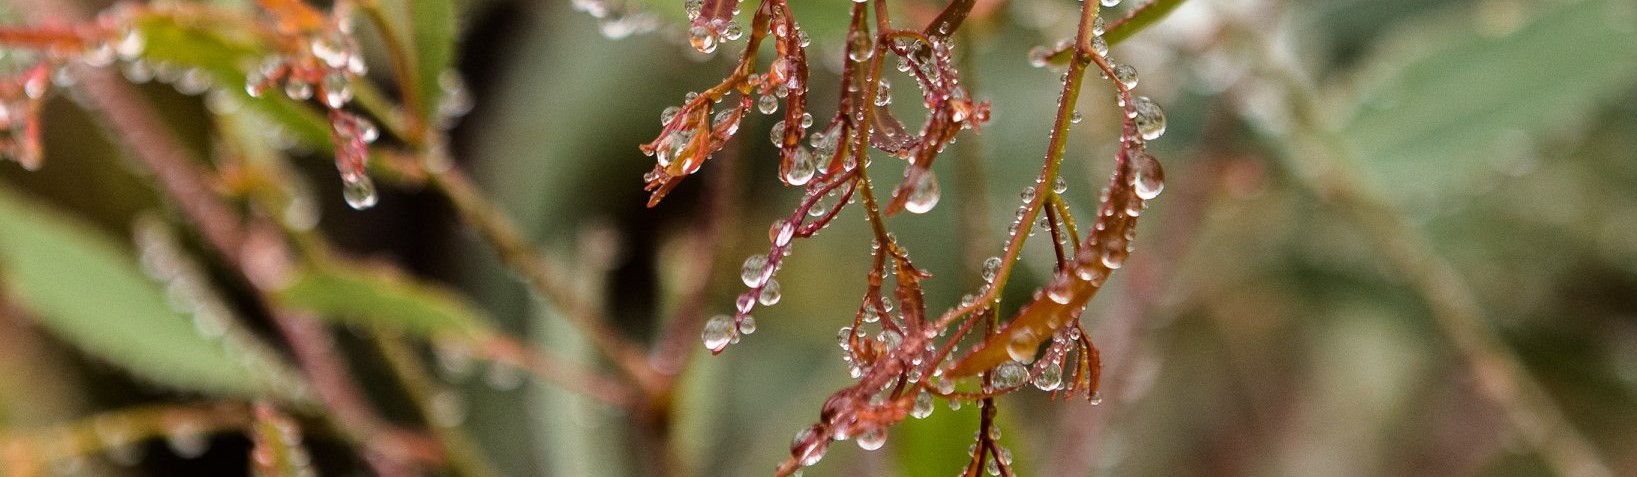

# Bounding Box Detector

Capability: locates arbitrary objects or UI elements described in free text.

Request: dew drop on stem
[991,361,1027,388]
[856,428,887,451]
[1131,150,1165,199]
[759,279,782,305]
[1131,96,1167,141]
[342,176,378,210]
[702,315,735,351]
[903,170,941,214]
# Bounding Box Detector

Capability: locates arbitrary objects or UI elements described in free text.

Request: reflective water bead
[1131,150,1165,199]
[879,329,903,350]
[1101,0,1121,6]
[1113,63,1139,89]
[342,176,379,210]
[838,326,854,348]
[770,120,786,145]
[687,25,718,54]
[759,279,782,305]
[723,22,744,41]
[759,94,778,114]
[1093,17,1106,36]
[1007,331,1039,364]
[791,425,829,466]
[660,106,681,125]
[991,361,1027,388]
[785,148,816,185]
[739,315,757,334]
[848,34,873,62]
[1130,96,1167,141]
[862,307,880,323]
[322,73,351,108]
[1090,391,1104,405]
[1034,362,1063,391]
[701,315,735,351]
[1021,186,1036,202]
[285,79,313,100]
[912,391,934,419]
[1046,278,1074,304]
[1053,176,1068,194]
[1091,36,1108,57]
[902,170,941,214]
[770,219,795,246]
[981,256,1001,283]
[800,112,814,129]
[1027,45,1051,68]
[1071,110,1083,123]
[736,292,755,313]
[741,254,769,287]
[986,458,1001,476]
[856,428,887,451]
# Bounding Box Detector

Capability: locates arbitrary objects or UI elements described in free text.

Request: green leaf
[408,0,460,121]
[1335,0,1637,206]
[0,189,299,399]
[274,265,490,339]
[132,13,332,148]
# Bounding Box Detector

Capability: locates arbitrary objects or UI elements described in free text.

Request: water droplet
[785,147,816,186]
[1093,17,1106,35]
[1101,0,1121,7]
[848,34,873,62]
[688,25,718,54]
[1046,277,1074,304]
[770,120,786,145]
[911,391,935,418]
[321,72,351,108]
[879,329,903,350]
[1027,45,1051,68]
[991,361,1027,388]
[1112,64,1139,89]
[1130,96,1166,141]
[342,176,378,210]
[1021,186,1037,203]
[792,425,829,466]
[723,22,744,41]
[981,256,1001,283]
[986,457,1001,475]
[1131,150,1165,199]
[1090,391,1104,405]
[1053,177,1068,194]
[1091,36,1109,57]
[769,220,795,246]
[857,428,887,450]
[702,315,735,351]
[1071,110,1083,123]
[759,94,778,114]
[741,254,769,287]
[838,326,854,349]
[759,279,782,305]
[903,170,941,214]
[1034,362,1063,391]
[661,106,681,125]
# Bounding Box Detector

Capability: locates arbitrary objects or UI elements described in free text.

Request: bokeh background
[2,0,1636,475]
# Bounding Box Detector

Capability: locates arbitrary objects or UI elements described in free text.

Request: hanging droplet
[723,22,744,41]
[838,326,854,349]
[1090,391,1104,405]
[857,428,887,451]
[759,279,782,305]
[1034,362,1063,391]
[991,361,1027,389]
[1131,150,1165,199]
[1101,0,1121,7]
[769,219,795,246]
[759,94,778,114]
[1091,36,1109,58]
[702,315,735,351]
[770,120,786,145]
[1093,17,1106,36]
[862,307,880,323]
[986,458,1001,476]
[902,170,941,214]
[1130,96,1166,141]
[981,256,1001,283]
[1007,332,1038,364]
[1046,277,1074,304]
[688,25,718,54]
[284,79,313,100]
[1071,110,1083,123]
[741,254,769,287]
[911,391,934,419]
[739,315,757,334]
[1053,177,1068,194]
[1112,64,1139,89]
[785,147,816,185]
[342,176,379,210]
[848,34,873,62]
[661,106,681,125]
[322,72,351,108]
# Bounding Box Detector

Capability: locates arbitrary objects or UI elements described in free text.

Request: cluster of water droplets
[250,405,318,477]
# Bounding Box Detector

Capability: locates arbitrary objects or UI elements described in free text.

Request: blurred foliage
[1,0,1636,476]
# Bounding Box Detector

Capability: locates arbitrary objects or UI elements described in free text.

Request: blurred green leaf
[133,13,332,147]
[1336,0,1637,204]
[0,189,295,398]
[408,0,459,120]
[275,265,490,339]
